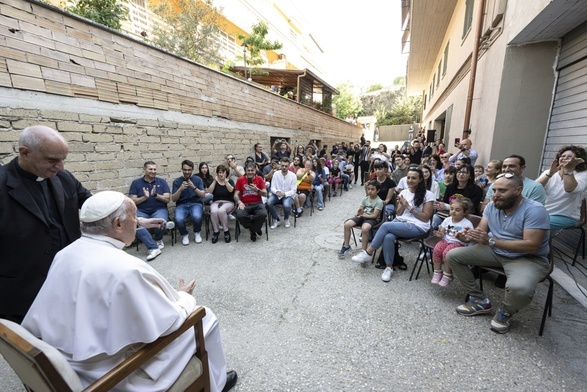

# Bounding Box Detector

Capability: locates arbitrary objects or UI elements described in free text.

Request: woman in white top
[422,164,440,199]
[536,145,587,231]
[352,167,435,282]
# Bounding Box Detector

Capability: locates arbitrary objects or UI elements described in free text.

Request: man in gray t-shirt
[446,174,550,334]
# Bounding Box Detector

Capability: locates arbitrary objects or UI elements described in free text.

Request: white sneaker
[195,232,202,243]
[228,214,236,221]
[348,184,353,189]
[352,250,372,263]
[284,219,291,228]
[218,224,223,230]
[157,240,164,250]
[181,235,189,246]
[381,267,394,282]
[147,248,161,261]
[270,220,280,229]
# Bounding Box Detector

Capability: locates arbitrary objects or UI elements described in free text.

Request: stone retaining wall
[0,0,359,192]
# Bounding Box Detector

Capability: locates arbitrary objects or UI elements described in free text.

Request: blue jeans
[341,173,349,186]
[136,209,169,250]
[369,219,427,267]
[175,202,203,235]
[313,184,324,208]
[267,194,294,220]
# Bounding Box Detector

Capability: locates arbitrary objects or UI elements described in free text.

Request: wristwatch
[488,238,496,247]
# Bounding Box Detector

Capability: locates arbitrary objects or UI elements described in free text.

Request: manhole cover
[314,232,346,250]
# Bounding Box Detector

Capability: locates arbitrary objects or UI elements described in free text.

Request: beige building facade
[404,0,587,176]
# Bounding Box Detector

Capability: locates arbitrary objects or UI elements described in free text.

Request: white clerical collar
[81,234,125,249]
[36,177,45,182]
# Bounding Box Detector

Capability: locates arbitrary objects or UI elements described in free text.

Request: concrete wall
[417,0,558,173]
[490,42,558,177]
[0,0,359,192]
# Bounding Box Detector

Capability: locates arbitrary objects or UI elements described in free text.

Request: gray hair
[81,199,132,235]
[19,126,66,152]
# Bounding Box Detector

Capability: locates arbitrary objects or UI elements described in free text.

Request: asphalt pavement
[2,185,587,391]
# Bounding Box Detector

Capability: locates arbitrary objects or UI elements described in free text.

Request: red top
[235,175,266,204]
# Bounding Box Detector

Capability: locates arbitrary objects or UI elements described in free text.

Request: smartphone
[454,137,461,147]
[247,177,253,185]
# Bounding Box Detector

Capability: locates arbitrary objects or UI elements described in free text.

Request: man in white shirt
[267,157,297,228]
[22,191,237,392]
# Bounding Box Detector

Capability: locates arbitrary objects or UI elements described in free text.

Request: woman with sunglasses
[536,145,587,231]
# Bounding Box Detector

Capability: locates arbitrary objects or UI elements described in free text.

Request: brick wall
[0,0,360,192]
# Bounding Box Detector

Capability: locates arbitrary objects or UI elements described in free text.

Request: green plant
[149,0,225,67]
[66,0,129,30]
[237,21,282,68]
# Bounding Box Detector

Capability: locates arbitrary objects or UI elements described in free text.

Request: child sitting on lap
[431,197,474,286]
[339,180,383,258]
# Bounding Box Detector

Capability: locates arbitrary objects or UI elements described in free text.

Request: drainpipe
[463,0,485,140]
[296,69,308,102]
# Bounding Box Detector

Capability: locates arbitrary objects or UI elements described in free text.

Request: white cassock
[22,234,227,392]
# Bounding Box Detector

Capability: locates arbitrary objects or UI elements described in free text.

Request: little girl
[431,197,474,286]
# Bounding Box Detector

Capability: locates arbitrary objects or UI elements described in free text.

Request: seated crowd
[130,139,364,256]
[338,135,587,334]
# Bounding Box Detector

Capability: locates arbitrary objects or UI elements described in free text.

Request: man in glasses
[447,174,550,334]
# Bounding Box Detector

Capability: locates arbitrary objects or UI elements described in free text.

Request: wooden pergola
[229,67,338,113]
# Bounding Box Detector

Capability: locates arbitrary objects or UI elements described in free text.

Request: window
[443,42,449,75]
[437,62,441,87]
[462,0,474,38]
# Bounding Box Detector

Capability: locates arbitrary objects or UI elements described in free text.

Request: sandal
[211,231,219,244]
[224,231,231,243]
[439,273,453,287]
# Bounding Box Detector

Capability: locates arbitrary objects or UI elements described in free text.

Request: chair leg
[235,221,240,242]
[572,227,585,266]
[265,218,269,240]
[539,276,554,336]
[349,227,358,247]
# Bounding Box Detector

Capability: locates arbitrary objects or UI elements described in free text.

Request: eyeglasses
[496,173,514,179]
[457,171,469,175]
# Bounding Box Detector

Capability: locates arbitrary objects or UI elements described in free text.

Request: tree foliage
[376,90,422,125]
[237,21,283,68]
[332,83,363,120]
[360,89,402,117]
[366,84,383,93]
[66,0,128,30]
[148,0,224,67]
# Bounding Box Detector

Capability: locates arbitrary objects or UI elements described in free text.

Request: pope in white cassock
[22,191,237,392]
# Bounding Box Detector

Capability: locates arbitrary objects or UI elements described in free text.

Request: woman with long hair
[537,145,587,231]
[429,154,444,181]
[312,157,326,210]
[436,164,483,216]
[197,161,214,204]
[352,167,435,282]
[208,164,235,243]
[421,164,440,199]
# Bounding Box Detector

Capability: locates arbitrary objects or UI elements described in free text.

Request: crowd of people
[2,123,586,392]
[339,132,587,334]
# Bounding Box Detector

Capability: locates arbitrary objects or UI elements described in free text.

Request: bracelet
[545,173,552,177]
[563,172,574,176]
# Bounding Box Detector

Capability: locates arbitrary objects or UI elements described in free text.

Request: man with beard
[446,174,550,334]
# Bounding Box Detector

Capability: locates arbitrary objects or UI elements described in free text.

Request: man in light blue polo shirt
[447,174,550,334]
